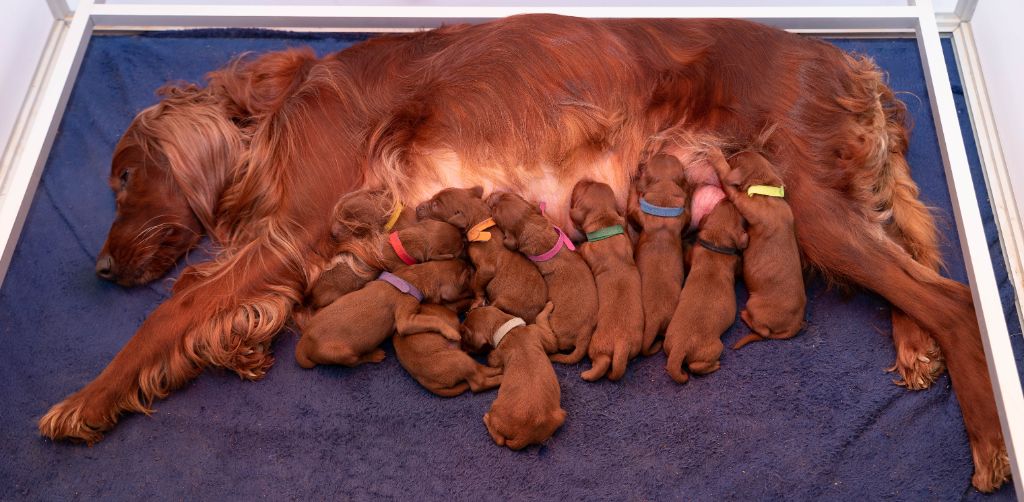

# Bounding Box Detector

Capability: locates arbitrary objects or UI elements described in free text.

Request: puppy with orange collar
[416,186,547,322]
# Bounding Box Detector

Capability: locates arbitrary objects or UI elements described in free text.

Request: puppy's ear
[446,211,468,229]
[468,186,484,199]
[569,207,587,230]
[503,232,519,251]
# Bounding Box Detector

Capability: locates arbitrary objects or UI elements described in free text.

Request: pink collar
[388,232,417,266]
[528,225,575,262]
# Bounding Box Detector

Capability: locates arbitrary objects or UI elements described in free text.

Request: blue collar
[640,197,684,218]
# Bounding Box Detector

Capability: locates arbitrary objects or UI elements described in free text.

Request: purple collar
[377,271,424,302]
[528,225,576,262]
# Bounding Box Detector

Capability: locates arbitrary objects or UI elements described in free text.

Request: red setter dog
[38,15,1007,491]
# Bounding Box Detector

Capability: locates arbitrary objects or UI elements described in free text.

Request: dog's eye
[119,169,131,190]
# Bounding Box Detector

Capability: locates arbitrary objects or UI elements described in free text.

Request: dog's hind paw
[886,340,944,390]
[971,440,1010,492]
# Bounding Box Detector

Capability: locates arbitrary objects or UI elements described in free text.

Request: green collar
[586,224,625,242]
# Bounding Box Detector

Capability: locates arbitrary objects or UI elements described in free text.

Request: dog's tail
[581,355,611,381]
[665,348,690,384]
[607,339,631,381]
[732,333,763,350]
[549,327,591,365]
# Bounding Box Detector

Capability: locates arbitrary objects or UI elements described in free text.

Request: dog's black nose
[95,255,116,280]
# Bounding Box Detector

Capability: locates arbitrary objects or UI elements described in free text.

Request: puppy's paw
[440,326,462,343]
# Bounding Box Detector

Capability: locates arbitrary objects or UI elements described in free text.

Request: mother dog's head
[96,85,242,286]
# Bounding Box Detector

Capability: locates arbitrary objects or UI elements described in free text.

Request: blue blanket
[1,31,1020,500]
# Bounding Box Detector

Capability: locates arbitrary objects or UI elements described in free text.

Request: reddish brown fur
[461,303,565,450]
[710,149,806,348]
[416,187,547,321]
[626,154,690,356]
[664,200,746,383]
[570,180,644,381]
[486,191,598,363]
[393,304,502,397]
[47,16,1005,490]
[295,260,472,368]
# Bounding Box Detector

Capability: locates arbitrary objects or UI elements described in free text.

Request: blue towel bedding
[0,30,1020,500]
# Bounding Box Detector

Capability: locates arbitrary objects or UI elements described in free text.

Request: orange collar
[467,218,496,242]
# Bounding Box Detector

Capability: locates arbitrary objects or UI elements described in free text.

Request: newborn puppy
[626,154,690,356]
[486,191,598,363]
[370,220,465,272]
[308,254,377,310]
[416,186,547,322]
[709,149,806,348]
[306,188,417,309]
[295,259,472,368]
[461,303,565,450]
[663,197,746,384]
[569,180,644,381]
[393,303,502,397]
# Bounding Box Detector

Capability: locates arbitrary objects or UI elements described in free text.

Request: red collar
[388,231,417,265]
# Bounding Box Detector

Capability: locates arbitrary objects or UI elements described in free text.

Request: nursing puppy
[416,186,547,322]
[570,180,644,381]
[307,188,417,309]
[461,302,565,450]
[663,194,746,384]
[486,191,598,363]
[295,259,472,368]
[626,154,690,355]
[709,149,806,348]
[393,303,502,397]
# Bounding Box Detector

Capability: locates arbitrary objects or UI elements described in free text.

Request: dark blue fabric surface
[1,31,1021,500]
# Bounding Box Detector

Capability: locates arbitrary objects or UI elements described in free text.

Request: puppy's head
[415,186,486,228]
[569,179,621,233]
[396,220,465,262]
[699,199,748,251]
[330,189,396,243]
[398,259,474,304]
[461,305,515,352]
[485,191,545,251]
[721,151,784,192]
[636,153,687,193]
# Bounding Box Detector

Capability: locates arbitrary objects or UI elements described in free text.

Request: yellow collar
[467,218,496,242]
[747,185,785,198]
[384,200,403,231]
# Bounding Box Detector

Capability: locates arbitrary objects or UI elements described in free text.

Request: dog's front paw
[39,390,120,445]
[440,326,462,343]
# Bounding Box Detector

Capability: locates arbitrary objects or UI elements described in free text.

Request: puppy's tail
[550,341,588,365]
[665,348,690,384]
[607,339,631,381]
[581,355,611,382]
[732,333,763,350]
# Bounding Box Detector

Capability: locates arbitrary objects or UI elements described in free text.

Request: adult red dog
[38,15,1008,491]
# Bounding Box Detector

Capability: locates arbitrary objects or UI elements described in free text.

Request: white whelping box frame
[0,0,1020,496]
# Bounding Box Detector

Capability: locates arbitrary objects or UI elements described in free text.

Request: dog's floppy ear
[445,211,468,229]
[468,186,484,199]
[503,232,519,251]
[737,230,750,250]
[569,207,587,231]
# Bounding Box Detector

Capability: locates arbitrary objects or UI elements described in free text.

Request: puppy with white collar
[461,302,566,450]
